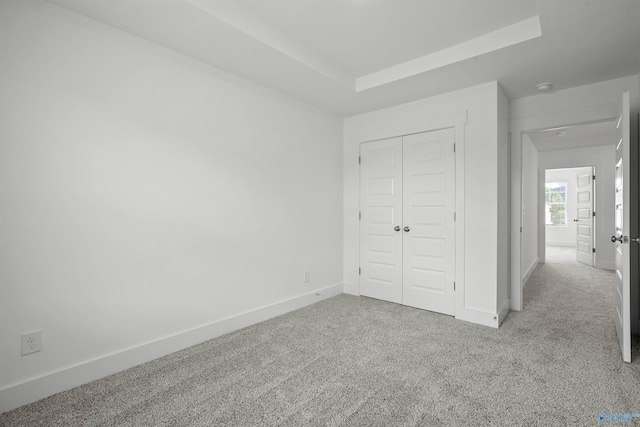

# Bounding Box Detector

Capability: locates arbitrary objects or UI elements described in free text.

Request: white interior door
[402,129,456,315]
[359,137,403,304]
[613,92,631,363]
[575,170,594,266]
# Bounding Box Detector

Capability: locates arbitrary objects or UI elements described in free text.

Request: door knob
[404,226,410,232]
[612,235,628,244]
[394,226,401,232]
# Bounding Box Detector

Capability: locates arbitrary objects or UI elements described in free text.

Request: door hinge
[358,156,361,164]
[358,267,361,275]
[593,248,596,253]
[359,211,361,220]
[454,281,456,291]
[593,174,596,180]
[520,227,523,232]
[453,143,456,153]
[593,211,596,217]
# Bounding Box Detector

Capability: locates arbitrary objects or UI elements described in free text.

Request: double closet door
[359,128,456,316]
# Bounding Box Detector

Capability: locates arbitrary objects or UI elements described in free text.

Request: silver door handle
[404,226,410,232]
[394,226,401,232]
[632,237,640,243]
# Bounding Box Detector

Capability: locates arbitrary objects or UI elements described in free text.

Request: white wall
[521,134,539,283]
[343,81,507,327]
[544,167,592,248]
[509,75,640,311]
[0,0,343,412]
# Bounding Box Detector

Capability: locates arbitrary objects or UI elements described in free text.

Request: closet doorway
[359,128,456,315]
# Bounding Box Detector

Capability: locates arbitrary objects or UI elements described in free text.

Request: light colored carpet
[545,245,578,263]
[2,257,639,426]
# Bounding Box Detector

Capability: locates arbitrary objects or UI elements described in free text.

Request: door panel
[614,92,631,363]
[575,170,594,266]
[402,128,456,315]
[360,137,403,304]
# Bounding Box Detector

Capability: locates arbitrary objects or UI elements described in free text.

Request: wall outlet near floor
[304,271,311,283]
[21,330,42,356]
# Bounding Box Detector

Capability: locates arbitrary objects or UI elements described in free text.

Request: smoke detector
[536,82,553,92]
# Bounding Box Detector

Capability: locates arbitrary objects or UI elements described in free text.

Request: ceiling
[47,0,640,117]
[527,120,617,152]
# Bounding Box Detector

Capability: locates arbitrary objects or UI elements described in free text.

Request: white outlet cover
[21,330,42,356]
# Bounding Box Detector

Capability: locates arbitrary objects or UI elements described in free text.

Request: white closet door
[359,137,403,304]
[402,129,456,315]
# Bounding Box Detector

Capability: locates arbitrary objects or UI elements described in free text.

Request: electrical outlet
[304,271,311,283]
[21,330,42,356]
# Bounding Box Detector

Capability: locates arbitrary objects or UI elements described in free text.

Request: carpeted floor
[2,253,640,426]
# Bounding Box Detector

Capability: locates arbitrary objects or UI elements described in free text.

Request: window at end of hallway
[545,182,567,226]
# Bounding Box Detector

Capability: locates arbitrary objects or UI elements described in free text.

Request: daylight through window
[545,182,567,226]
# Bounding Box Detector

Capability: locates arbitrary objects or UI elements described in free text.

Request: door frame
[538,165,596,265]
[356,112,468,320]
[511,110,621,311]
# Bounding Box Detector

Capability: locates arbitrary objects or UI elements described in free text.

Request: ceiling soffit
[186,0,541,92]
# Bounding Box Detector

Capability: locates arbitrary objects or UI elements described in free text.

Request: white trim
[356,17,541,92]
[545,241,576,247]
[456,309,501,328]
[353,112,467,318]
[352,110,472,327]
[353,111,467,285]
[0,283,344,414]
[522,257,539,286]
[453,118,468,322]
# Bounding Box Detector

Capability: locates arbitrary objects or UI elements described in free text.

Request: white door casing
[402,129,456,315]
[575,170,594,266]
[359,129,456,315]
[359,137,403,304]
[613,92,631,363]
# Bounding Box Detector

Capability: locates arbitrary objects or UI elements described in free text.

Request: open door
[612,92,631,363]
[575,169,594,266]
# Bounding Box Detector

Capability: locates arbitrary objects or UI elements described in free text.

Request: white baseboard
[0,283,343,414]
[522,257,539,287]
[456,308,501,329]
[546,241,576,247]
[597,261,616,271]
[457,299,510,329]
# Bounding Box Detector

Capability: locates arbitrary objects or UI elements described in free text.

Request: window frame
[545,181,568,227]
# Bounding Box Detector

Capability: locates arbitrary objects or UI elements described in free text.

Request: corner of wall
[498,298,511,326]
[456,309,502,329]
[522,256,539,287]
